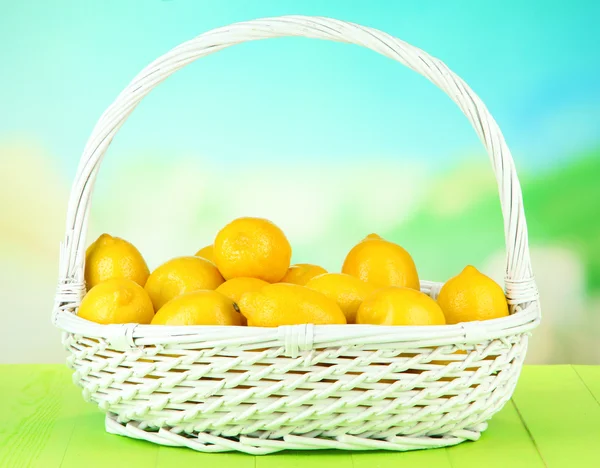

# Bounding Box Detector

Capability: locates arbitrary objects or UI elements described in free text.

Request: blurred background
[1,1,599,363]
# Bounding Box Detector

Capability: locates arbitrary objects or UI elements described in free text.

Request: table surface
[1,365,599,468]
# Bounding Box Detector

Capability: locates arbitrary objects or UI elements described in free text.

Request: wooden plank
[59,402,159,468]
[0,365,77,468]
[156,447,255,468]
[445,400,544,468]
[256,450,353,468]
[512,365,600,468]
[352,447,451,468]
[352,394,546,468]
[573,365,600,404]
[2,365,599,467]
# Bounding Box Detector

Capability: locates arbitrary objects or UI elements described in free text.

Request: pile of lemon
[79,217,509,327]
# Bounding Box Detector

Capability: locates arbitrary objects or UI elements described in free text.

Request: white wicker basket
[53,16,540,454]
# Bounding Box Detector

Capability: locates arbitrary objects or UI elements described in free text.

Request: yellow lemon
[195,245,215,263]
[437,265,509,324]
[356,287,445,326]
[144,256,225,310]
[342,234,419,289]
[85,233,149,290]
[239,283,346,327]
[216,277,269,326]
[216,277,269,303]
[306,273,376,323]
[214,217,292,282]
[151,290,242,326]
[78,278,154,324]
[280,263,328,285]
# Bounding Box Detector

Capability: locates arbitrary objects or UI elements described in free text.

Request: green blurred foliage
[524,151,600,291]
[386,151,600,293]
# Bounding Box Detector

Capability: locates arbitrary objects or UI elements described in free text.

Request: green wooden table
[1,365,599,468]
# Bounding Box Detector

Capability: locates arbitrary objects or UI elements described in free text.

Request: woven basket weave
[53,16,541,454]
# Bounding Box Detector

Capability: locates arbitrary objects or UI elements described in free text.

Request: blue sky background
[1,1,600,364]
[2,0,599,176]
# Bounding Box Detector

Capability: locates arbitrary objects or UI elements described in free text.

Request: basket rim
[54,288,539,352]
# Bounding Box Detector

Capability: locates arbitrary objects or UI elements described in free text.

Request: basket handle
[56,15,538,310]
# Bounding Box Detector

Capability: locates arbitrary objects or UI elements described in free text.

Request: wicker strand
[53,15,540,453]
